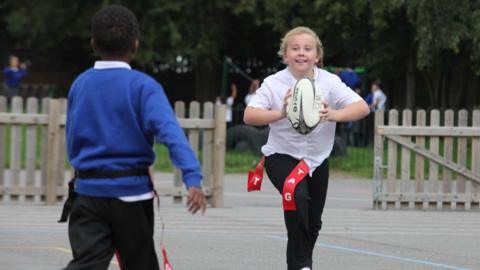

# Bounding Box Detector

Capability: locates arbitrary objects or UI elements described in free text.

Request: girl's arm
[321,100,370,122]
[244,89,291,126]
[243,107,285,126]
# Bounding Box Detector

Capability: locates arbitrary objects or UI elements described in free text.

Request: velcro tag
[282,160,309,211]
[247,156,265,192]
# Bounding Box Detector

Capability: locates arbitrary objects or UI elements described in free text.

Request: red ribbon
[162,245,173,270]
[247,157,309,211]
[247,156,265,192]
[282,160,309,211]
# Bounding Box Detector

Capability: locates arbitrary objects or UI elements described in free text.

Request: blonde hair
[277,26,324,67]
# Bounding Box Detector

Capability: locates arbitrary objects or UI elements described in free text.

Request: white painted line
[265,235,471,270]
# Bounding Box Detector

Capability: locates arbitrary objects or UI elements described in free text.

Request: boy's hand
[187,187,207,214]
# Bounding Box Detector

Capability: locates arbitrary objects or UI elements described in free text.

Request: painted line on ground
[265,235,471,270]
[0,246,120,267]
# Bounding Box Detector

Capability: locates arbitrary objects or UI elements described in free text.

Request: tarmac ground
[0,172,479,270]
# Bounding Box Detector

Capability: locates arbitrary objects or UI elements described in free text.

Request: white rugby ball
[286,77,324,134]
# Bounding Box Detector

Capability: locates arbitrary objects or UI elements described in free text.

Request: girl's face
[283,33,319,78]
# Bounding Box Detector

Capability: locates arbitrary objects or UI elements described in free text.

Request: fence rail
[0,96,226,207]
[373,109,480,210]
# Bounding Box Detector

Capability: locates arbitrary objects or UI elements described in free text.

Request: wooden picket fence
[0,96,226,207]
[373,109,480,210]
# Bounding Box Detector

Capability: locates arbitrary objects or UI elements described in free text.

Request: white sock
[300,268,311,270]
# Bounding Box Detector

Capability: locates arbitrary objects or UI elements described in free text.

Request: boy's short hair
[91,5,139,57]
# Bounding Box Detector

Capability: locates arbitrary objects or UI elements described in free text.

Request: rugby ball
[286,78,324,134]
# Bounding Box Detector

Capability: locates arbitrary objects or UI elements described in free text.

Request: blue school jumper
[66,62,202,198]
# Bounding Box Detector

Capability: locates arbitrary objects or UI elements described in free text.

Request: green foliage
[406,0,471,70]
[2,0,480,106]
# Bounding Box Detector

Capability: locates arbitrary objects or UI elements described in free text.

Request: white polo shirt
[248,67,362,173]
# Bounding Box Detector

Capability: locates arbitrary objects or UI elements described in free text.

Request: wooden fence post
[415,110,426,209]
[373,109,384,209]
[10,97,23,202]
[212,104,226,208]
[472,110,480,209]
[45,99,61,205]
[173,101,185,204]
[26,98,38,202]
[202,102,214,198]
[0,96,5,201]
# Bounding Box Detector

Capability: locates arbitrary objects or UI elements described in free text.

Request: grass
[1,124,373,177]
[6,122,474,181]
[330,147,374,178]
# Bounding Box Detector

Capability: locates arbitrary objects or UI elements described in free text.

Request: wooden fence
[0,96,226,207]
[373,109,480,210]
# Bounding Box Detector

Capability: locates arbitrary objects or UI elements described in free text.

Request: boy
[62,5,206,270]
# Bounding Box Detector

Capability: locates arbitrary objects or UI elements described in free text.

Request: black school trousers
[265,153,329,270]
[64,195,159,270]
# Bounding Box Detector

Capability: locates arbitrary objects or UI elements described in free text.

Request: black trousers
[265,154,329,270]
[64,195,159,270]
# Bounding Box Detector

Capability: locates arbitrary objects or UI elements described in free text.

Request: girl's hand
[320,101,340,122]
[282,89,293,117]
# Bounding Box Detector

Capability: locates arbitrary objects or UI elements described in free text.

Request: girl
[244,26,369,270]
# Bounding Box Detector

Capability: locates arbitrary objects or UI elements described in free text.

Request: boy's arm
[143,84,206,213]
[142,86,202,189]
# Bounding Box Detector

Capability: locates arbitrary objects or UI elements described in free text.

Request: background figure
[2,55,28,100]
[338,66,361,92]
[244,79,260,106]
[338,67,362,146]
[226,83,237,129]
[370,79,387,112]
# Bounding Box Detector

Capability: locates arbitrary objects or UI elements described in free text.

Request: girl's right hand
[282,89,293,117]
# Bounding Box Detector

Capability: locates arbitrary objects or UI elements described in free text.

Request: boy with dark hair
[61,4,206,270]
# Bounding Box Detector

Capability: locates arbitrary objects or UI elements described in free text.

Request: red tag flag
[282,160,309,211]
[247,156,265,192]
[162,245,173,270]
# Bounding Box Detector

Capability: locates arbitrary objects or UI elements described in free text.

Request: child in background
[2,55,28,100]
[370,79,387,112]
[62,5,206,270]
[244,79,260,106]
[244,26,369,270]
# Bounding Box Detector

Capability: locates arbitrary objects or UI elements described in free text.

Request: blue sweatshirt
[66,62,202,197]
[3,66,28,88]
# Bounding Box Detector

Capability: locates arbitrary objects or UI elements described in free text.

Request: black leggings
[265,154,329,270]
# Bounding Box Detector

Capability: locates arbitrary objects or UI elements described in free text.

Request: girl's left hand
[319,101,339,122]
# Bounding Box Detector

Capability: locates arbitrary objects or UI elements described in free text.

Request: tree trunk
[193,60,220,102]
[405,53,416,109]
[405,31,416,109]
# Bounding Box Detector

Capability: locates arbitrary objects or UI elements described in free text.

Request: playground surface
[0,172,479,270]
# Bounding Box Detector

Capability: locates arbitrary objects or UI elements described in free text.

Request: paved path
[0,173,479,270]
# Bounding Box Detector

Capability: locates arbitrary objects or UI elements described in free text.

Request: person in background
[370,79,387,112]
[338,66,361,92]
[226,83,237,129]
[2,55,28,101]
[338,66,362,145]
[244,79,260,106]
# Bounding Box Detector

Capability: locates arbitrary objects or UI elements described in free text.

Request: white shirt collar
[286,66,319,81]
[94,61,131,70]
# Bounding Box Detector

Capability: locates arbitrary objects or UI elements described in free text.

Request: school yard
[0,172,479,270]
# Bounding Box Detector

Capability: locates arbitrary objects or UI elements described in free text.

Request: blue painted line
[265,235,470,270]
